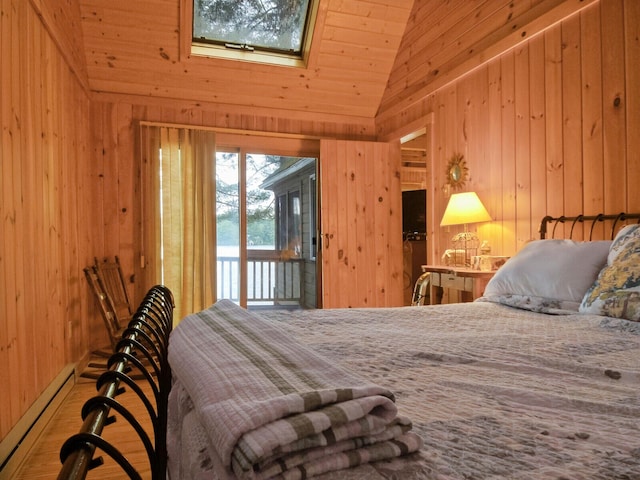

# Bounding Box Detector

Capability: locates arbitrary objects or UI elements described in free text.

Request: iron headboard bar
[539,213,640,240]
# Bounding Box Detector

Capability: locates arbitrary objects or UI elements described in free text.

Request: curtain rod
[138,120,322,141]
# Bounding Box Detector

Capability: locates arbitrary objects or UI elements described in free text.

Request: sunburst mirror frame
[445,153,468,190]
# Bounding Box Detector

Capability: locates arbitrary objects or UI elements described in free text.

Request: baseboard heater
[0,364,76,479]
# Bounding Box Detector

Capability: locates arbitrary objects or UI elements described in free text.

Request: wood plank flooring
[13,373,154,480]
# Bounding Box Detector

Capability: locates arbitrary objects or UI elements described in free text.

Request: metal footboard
[57,285,174,480]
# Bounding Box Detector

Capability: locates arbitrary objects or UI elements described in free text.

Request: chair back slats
[84,266,122,348]
[94,256,133,328]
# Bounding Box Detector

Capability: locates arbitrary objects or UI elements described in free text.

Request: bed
[58,214,640,479]
[165,214,640,479]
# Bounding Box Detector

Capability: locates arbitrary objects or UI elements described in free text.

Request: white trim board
[0,364,76,479]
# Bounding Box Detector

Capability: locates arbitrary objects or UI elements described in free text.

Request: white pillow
[481,239,611,314]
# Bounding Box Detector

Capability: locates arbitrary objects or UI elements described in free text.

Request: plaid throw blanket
[168,300,422,479]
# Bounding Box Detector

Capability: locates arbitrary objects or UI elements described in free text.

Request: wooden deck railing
[217,249,304,305]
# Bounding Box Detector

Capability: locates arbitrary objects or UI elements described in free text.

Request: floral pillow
[480,239,611,314]
[580,224,640,321]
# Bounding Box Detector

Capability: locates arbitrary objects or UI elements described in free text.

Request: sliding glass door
[215,148,317,309]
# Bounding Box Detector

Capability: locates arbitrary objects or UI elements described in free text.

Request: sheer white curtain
[140,125,217,322]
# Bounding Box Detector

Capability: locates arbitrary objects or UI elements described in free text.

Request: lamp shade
[440,192,492,226]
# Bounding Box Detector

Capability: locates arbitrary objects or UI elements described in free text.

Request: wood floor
[13,372,155,480]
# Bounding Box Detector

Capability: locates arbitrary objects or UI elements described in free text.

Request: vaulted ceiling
[76,1,585,125]
[77,0,416,119]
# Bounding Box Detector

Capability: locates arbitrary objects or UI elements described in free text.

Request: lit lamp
[440,192,492,266]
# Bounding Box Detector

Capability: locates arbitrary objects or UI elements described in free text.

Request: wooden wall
[89,101,377,310]
[0,0,93,443]
[1,9,377,440]
[377,0,640,261]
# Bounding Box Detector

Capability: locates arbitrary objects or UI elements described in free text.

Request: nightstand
[420,265,495,304]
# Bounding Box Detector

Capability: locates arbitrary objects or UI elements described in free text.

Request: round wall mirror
[445,153,468,190]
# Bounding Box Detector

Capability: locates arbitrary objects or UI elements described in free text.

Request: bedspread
[259,302,640,479]
[168,300,640,479]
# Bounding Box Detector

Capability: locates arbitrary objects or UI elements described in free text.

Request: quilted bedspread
[258,301,640,479]
[169,300,640,479]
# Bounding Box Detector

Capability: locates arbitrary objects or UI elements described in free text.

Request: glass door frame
[215,133,320,308]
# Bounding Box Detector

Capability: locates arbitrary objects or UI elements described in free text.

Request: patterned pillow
[480,239,611,314]
[580,224,640,320]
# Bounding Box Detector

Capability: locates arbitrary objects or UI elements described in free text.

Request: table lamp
[440,192,492,266]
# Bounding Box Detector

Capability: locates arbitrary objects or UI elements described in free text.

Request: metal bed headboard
[539,213,640,240]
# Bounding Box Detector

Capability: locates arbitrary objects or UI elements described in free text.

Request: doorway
[214,148,318,309]
[400,128,429,305]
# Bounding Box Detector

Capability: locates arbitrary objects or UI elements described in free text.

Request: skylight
[192,0,318,67]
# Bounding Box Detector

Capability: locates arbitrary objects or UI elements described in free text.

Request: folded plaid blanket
[168,300,422,479]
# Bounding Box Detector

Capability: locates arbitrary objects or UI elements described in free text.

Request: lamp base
[451,231,479,267]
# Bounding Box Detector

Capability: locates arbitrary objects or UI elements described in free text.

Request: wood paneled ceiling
[78,0,415,119]
[76,0,591,124]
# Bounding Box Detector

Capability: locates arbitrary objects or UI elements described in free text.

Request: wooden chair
[84,265,126,353]
[93,256,133,332]
[82,265,127,379]
[83,257,156,379]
